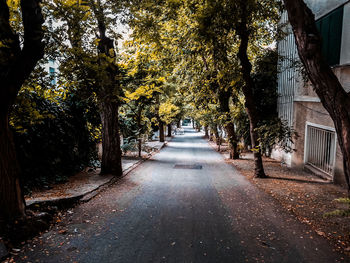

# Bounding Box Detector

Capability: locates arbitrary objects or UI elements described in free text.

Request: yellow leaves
[93,39,101,46]
[108,48,115,58]
[6,0,20,9]
[125,84,158,102]
[61,0,89,8]
[156,76,166,83]
[159,101,179,124]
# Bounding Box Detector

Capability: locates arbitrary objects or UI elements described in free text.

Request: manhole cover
[174,164,202,169]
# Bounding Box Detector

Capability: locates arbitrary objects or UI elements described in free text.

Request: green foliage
[324,198,350,218]
[120,140,138,154]
[10,86,98,193]
[256,118,296,155]
[252,49,296,155]
[252,49,279,118]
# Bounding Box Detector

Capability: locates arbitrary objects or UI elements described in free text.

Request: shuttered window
[315,6,344,66]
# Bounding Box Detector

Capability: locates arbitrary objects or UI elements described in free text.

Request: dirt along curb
[0,140,169,260]
[208,139,350,258]
[80,141,168,203]
[25,140,168,210]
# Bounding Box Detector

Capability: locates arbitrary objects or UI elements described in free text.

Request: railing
[305,124,336,176]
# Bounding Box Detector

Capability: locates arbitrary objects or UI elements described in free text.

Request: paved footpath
[11,128,348,263]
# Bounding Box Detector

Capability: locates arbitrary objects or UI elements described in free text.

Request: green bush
[10,88,98,193]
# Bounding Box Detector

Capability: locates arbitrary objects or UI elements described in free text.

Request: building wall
[305,0,348,18]
[291,101,346,184]
[340,3,350,64]
[274,1,350,186]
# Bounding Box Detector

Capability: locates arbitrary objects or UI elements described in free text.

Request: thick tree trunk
[138,138,142,158]
[167,124,172,137]
[0,112,26,220]
[159,121,165,142]
[177,120,181,128]
[204,126,209,138]
[214,125,220,145]
[218,89,240,159]
[100,100,122,176]
[92,1,123,176]
[237,1,266,178]
[284,0,350,191]
[0,0,45,220]
[225,122,240,159]
[217,127,222,152]
[137,107,142,158]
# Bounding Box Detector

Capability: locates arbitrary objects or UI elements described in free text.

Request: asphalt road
[14,127,347,263]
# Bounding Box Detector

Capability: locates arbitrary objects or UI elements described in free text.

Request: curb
[81,140,168,202]
[26,141,168,209]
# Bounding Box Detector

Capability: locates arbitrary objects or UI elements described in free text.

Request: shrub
[10,87,98,193]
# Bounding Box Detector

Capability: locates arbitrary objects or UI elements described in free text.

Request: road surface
[14,127,346,262]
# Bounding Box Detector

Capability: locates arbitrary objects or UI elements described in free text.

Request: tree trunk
[91,1,123,176]
[218,89,240,159]
[214,125,220,145]
[284,0,350,191]
[217,128,222,152]
[137,107,142,158]
[209,129,213,141]
[177,120,181,128]
[0,0,45,220]
[237,1,266,178]
[225,122,240,159]
[167,124,172,137]
[100,100,122,176]
[138,138,142,158]
[0,111,26,220]
[204,126,209,138]
[159,121,165,142]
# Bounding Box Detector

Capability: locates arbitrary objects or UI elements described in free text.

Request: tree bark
[137,107,142,158]
[177,120,181,128]
[225,122,240,159]
[167,124,172,137]
[214,125,220,145]
[91,0,123,176]
[218,89,240,159]
[100,100,122,175]
[204,126,209,138]
[159,121,165,142]
[236,0,266,178]
[0,112,26,220]
[284,0,350,191]
[0,0,45,220]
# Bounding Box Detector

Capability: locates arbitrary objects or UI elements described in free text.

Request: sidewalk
[208,140,350,257]
[25,139,168,209]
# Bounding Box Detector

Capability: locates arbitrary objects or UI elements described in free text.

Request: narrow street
[14,128,345,263]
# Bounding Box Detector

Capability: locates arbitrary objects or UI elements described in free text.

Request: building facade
[272,0,350,185]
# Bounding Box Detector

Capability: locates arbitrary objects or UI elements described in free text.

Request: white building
[272,0,350,185]
[44,59,58,86]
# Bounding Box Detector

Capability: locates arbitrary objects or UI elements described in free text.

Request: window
[315,6,344,66]
[49,67,56,85]
[304,123,336,176]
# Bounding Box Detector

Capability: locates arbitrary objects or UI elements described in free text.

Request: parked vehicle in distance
[175,128,185,135]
